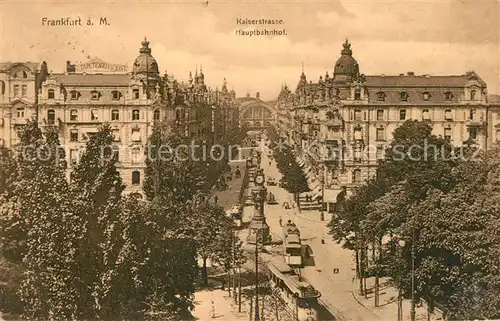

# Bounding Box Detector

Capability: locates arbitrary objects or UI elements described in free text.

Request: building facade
[0,38,238,197]
[276,40,494,211]
[236,92,276,130]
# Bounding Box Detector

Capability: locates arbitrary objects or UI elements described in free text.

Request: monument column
[247,169,270,245]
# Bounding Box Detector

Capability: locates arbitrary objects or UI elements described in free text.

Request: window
[21,85,27,97]
[422,91,431,101]
[422,109,430,120]
[469,127,478,140]
[70,109,78,121]
[131,147,141,163]
[470,90,476,101]
[353,127,362,141]
[47,109,55,124]
[70,129,78,142]
[399,109,406,120]
[70,91,79,100]
[444,109,452,120]
[444,128,451,141]
[111,109,120,121]
[376,109,384,121]
[91,90,100,100]
[131,128,141,142]
[0,81,5,95]
[112,146,120,162]
[132,170,141,185]
[48,89,55,99]
[153,109,160,121]
[353,147,362,162]
[376,127,385,141]
[133,89,140,99]
[376,91,385,101]
[13,85,19,97]
[176,110,181,121]
[22,71,27,78]
[354,109,362,121]
[376,145,385,160]
[91,109,99,121]
[69,149,79,165]
[354,88,361,100]
[112,129,120,142]
[400,92,408,101]
[17,108,25,118]
[112,91,121,101]
[132,109,140,121]
[469,109,476,120]
[444,91,453,101]
[353,169,362,184]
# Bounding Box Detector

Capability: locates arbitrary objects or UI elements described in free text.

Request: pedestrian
[214,195,218,204]
[279,216,282,227]
[269,160,271,166]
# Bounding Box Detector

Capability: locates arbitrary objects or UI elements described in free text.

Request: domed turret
[132,37,159,75]
[333,39,359,81]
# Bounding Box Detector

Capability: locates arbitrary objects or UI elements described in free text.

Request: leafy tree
[13,122,84,320]
[0,145,17,197]
[70,123,126,319]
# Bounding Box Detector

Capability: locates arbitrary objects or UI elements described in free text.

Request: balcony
[323,118,343,128]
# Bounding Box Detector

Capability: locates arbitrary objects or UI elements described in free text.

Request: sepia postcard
[0,1,499,320]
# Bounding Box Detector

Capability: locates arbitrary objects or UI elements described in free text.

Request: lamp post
[397,239,405,321]
[397,238,416,321]
[319,166,325,221]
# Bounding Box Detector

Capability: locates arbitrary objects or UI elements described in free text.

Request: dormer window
[48,89,55,99]
[91,90,100,100]
[470,90,476,101]
[354,88,361,100]
[400,91,409,101]
[70,90,80,100]
[444,91,453,101]
[422,91,431,101]
[112,91,121,101]
[133,89,140,100]
[376,91,385,101]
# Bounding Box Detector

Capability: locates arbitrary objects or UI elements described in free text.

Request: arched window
[111,109,120,121]
[132,170,141,185]
[112,91,121,100]
[353,169,362,184]
[153,109,160,121]
[470,90,476,101]
[444,91,453,101]
[469,109,476,120]
[132,109,140,121]
[376,109,384,121]
[47,109,55,124]
[376,91,385,101]
[354,109,362,121]
[444,109,452,120]
[400,91,409,101]
[70,109,78,121]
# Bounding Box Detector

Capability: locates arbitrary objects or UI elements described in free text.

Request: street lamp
[397,239,405,321]
[397,238,416,321]
[319,167,325,221]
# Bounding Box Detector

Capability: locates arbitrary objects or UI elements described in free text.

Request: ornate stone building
[0,38,238,197]
[276,40,492,212]
[236,92,276,130]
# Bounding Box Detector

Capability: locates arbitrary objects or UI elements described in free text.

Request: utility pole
[233,229,237,303]
[410,232,416,321]
[238,266,242,312]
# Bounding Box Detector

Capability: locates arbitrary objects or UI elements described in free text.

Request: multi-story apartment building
[0,38,238,198]
[276,40,492,212]
[487,94,500,147]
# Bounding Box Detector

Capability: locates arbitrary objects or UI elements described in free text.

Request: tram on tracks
[267,258,321,321]
[283,220,303,267]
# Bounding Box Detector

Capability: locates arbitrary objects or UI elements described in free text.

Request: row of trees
[269,138,310,209]
[328,120,500,319]
[0,119,245,320]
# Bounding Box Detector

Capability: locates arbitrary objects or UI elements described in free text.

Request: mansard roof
[364,73,487,88]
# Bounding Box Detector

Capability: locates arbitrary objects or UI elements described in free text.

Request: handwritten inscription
[41,17,110,26]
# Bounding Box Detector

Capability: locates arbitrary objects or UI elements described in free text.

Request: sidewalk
[192,289,248,321]
[352,276,444,321]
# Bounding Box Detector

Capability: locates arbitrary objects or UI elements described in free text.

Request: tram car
[283,220,303,267]
[267,259,321,321]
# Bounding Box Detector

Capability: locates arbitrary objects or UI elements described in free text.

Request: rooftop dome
[333,40,359,78]
[132,37,159,75]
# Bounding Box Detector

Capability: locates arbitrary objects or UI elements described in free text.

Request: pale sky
[1,0,499,101]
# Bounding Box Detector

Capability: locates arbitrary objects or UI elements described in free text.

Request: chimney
[407,71,415,76]
[399,73,405,76]
[66,61,75,73]
[256,92,260,99]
